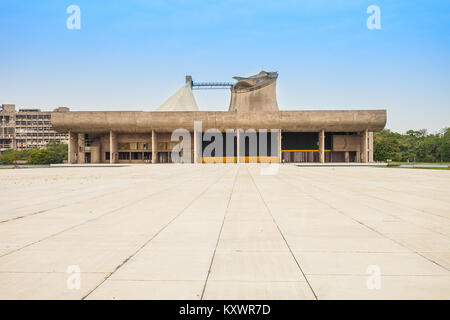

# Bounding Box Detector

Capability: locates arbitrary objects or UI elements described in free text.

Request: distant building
[52,71,387,164]
[0,104,69,153]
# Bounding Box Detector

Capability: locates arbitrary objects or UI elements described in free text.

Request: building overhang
[51,109,387,134]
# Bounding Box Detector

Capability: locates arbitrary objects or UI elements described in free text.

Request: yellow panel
[281,150,331,152]
[201,157,237,163]
[201,156,279,163]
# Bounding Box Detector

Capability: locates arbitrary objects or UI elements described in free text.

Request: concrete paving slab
[109,249,215,281]
[0,272,107,300]
[307,275,450,300]
[287,236,409,253]
[295,252,449,276]
[208,251,307,282]
[203,281,315,300]
[86,280,204,300]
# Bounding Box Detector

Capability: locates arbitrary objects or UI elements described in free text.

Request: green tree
[442,127,450,161]
[46,141,68,163]
[0,149,18,165]
[373,136,401,161]
[28,149,54,164]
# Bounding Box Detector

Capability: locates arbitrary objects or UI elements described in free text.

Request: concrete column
[191,132,195,163]
[151,130,158,164]
[193,128,199,164]
[345,151,350,163]
[278,129,282,163]
[110,131,118,164]
[368,132,374,162]
[319,129,325,163]
[237,129,242,163]
[68,131,78,164]
[361,129,368,163]
[77,133,85,164]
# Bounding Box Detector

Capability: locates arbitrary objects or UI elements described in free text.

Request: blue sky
[0,0,449,132]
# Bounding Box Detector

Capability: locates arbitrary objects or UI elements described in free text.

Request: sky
[0,0,449,133]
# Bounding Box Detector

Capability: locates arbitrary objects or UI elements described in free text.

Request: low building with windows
[0,104,69,153]
[51,71,386,164]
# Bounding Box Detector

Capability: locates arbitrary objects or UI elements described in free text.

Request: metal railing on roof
[191,81,233,90]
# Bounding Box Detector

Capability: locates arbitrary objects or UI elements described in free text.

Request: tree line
[0,142,68,165]
[374,127,450,162]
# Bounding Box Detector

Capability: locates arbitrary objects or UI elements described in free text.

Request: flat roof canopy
[51,110,387,133]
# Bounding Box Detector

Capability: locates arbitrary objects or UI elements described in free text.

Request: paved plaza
[0,164,449,299]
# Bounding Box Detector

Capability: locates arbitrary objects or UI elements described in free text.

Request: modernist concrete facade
[0,104,68,153]
[51,71,386,164]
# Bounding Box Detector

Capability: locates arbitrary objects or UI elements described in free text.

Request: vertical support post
[361,129,368,163]
[236,129,242,163]
[193,130,199,164]
[68,131,77,164]
[193,121,202,164]
[151,130,157,164]
[77,133,85,164]
[278,129,282,163]
[110,131,117,164]
[345,151,350,163]
[368,131,374,162]
[319,129,325,163]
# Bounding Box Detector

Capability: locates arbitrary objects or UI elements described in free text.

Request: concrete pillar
[193,129,199,164]
[319,129,325,163]
[110,131,118,164]
[345,151,350,163]
[77,133,85,164]
[191,132,195,163]
[151,130,158,164]
[68,131,78,164]
[368,132,374,162]
[237,129,242,163]
[361,129,368,163]
[278,129,282,163]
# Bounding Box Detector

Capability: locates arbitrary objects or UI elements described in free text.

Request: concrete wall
[229,80,278,113]
[332,135,361,152]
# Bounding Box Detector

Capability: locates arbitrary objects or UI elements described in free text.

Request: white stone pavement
[0,164,449,299]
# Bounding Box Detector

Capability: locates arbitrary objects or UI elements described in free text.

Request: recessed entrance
[85,152,91,164]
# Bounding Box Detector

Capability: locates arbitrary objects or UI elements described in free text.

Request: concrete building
[0,104,69,153]
[51,71,386,164]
